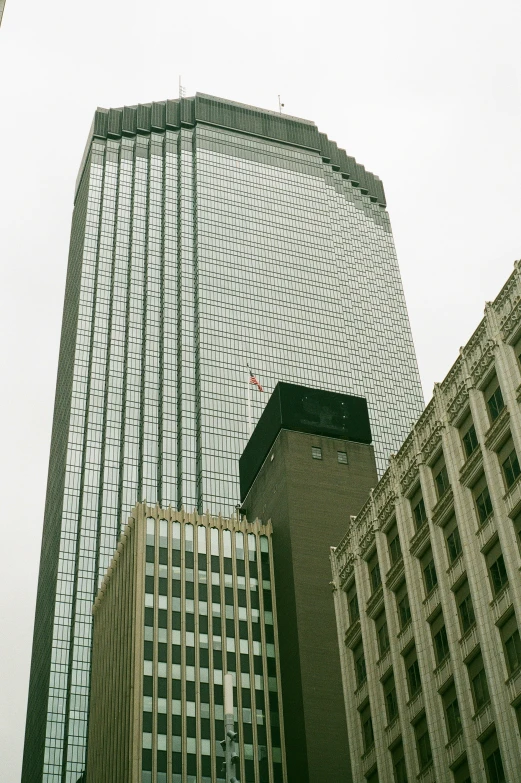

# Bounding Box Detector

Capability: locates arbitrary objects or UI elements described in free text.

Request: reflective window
[462,423,478,459]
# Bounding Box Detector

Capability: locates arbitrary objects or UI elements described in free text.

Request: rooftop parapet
[81,93,386,205]
[93,502,271,615]
[334,258,521,566]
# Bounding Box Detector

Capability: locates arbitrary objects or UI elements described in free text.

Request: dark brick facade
[242,429,377,783]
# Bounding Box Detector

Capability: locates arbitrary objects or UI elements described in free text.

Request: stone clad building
[331,261,521,783]
[86,502,286,783]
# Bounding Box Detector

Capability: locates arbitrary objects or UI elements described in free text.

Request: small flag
[249,369,264,392]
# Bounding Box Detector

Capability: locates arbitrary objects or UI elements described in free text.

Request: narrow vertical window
[411,490,427,530]
[499,614,521,675]
[486,383,504,423]
[375,611,390,658]
[414,713,432,770]
[502,448,521,489]
[346,581,359,625]
[383,671,398,724]
[404,645,421,698]
[353,641,367,687]
[387,523,402,566]
[442,682,461,739]
[467,652,490,712]
[455,581,475,635]
[391,741,408,783]
[445,518,462,564]
[485,541,508,596]
[433,456,450,499]
[368,550,381,594]
[461,421,479,458]
[433,625,450,666]
[359,701,374,751]
[475,485,493,524]
[396,582,411,630]
[481,731,506,783]
[421,548,437,594]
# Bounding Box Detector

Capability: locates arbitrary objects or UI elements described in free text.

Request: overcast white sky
[1,0,521,778]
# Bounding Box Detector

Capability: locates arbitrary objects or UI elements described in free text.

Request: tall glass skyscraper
[23,94,424,782]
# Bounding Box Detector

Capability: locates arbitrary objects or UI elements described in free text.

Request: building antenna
[179,76,186,99]
[278,95,285,114]
[221,673,239,782]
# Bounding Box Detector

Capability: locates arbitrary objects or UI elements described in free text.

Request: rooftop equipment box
[239,382,372,501]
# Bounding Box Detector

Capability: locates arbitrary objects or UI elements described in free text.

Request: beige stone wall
[86,511,145,783]
[332,260,521,783]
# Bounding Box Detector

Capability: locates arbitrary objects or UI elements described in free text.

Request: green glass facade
[23,94,424,782]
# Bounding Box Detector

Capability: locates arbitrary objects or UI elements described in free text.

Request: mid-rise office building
[23,93,424,782]
[241,382,378,783]
[86,502,285,783]
[331,260,521,783]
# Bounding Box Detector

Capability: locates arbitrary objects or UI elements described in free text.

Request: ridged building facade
[331,260,521,783]
[23,93,424,781]
[86,503,284,783]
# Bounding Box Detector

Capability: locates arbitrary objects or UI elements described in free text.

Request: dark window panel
[487,386,504,422]
[413,497,427,529]
[462,424,478,458]
[502,449,521,489]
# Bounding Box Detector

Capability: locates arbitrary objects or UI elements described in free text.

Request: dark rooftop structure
[239,382,372,501]
[85,93,387,206]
